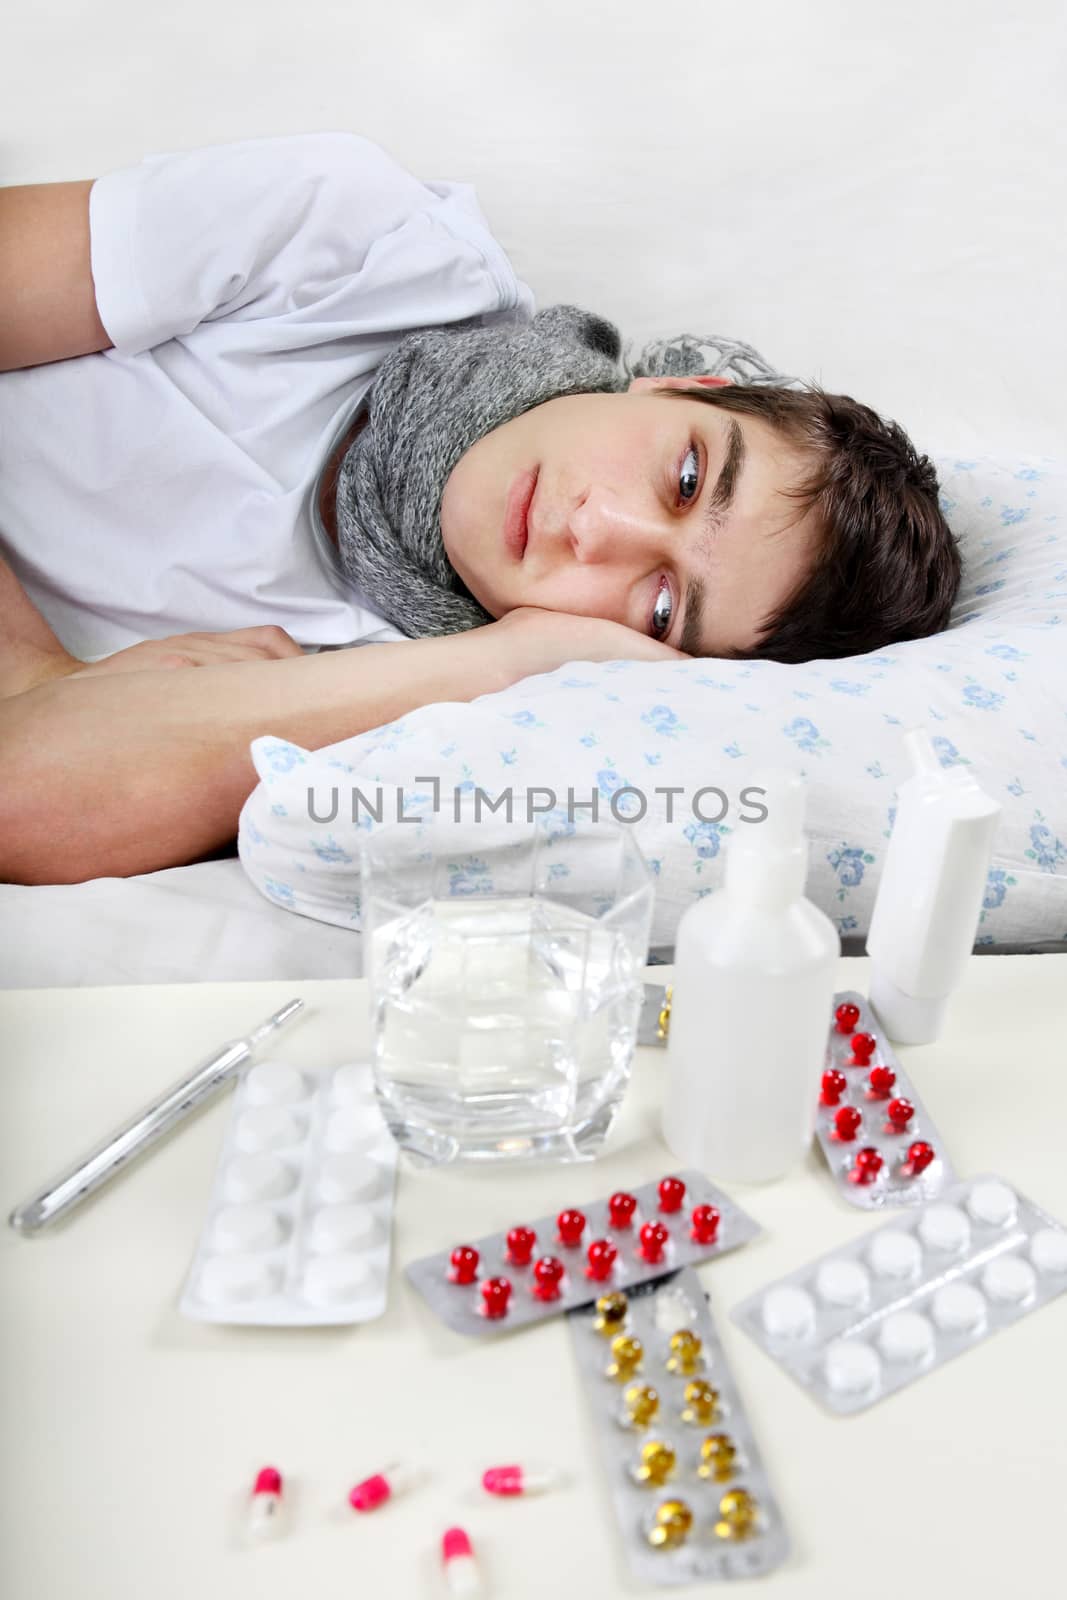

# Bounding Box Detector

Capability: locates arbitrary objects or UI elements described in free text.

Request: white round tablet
[868,1229,923,1281]
[931,1282,987,1335]
[302,1254,374,1307]
[966,1179,1017,1229]
[823,1339,881,1396]
[918,1204,971,1254]
[331,1064,377,1106]
[815,1258,871,1308]
[224,1152,295,1203]
[235,1107,304,1153]
[324,1108,380,1154]
[210,1204,285,1255]
[317,1154,383,1204]
[1029,1227,1067,1276]
[244,1061,307,1107]
[760,1285,817,1341]
[981,1255,1037,1305]
[198,1254,278,1304]
[308,1204,380,1255]
[877,1310,936,1364]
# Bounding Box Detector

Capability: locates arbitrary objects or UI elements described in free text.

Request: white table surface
[2,955,1065,1600]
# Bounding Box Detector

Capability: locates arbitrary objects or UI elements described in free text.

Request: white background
[6,0,1066,460]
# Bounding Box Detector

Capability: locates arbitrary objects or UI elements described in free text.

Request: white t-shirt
[0,132,536,660]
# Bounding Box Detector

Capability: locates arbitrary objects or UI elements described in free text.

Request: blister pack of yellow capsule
[569,1268,789,1584]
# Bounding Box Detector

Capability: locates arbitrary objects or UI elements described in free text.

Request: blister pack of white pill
[179,1059,397,1326]
[569,1269,789,1584]
[814,992,954,1209]
[731,1174,1067,1414]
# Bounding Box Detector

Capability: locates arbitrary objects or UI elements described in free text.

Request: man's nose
[568,488,661,566]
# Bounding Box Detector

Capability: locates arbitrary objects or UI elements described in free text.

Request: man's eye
[650,578,673,639]
[679,442,700,503]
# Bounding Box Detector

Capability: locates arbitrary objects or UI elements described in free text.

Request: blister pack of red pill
[815,991,954,1208]
[569,1269,789,1584]
[731,1175,1067,1414]
[179,1060,396,1326]
[404,1172,760,1337]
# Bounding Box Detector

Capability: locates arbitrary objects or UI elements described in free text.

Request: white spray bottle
[661,770,840,1184]
[866,727,1001,1044]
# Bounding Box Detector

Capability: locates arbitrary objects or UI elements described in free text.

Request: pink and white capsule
[348,1461,422,1512]
[481,1463,561,1497]
[442,1526,484,1597]
[247,1466,283,1538]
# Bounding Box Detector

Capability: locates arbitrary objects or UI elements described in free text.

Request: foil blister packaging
[731,1174,1067,1415]
[405,1171,760,1338]
[569,1268,790,1585]
[179,1060,396,1326]
[815,990,955,1209]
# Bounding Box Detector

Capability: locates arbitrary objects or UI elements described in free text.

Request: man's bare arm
[0,179,111,371]
[0,609,683,886]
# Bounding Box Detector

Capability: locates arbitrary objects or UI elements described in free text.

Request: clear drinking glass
[360,801,654,1164]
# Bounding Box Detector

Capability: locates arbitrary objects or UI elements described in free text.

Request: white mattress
[4,1,1064,986]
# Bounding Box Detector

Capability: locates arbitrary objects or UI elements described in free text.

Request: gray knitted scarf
[334,305,797,638]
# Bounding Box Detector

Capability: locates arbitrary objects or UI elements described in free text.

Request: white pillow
[238,453,1067,951]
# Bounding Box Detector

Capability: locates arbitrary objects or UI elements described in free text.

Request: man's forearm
[0,630,511,885]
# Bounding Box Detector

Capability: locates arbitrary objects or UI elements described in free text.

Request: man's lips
[503,466,538,560]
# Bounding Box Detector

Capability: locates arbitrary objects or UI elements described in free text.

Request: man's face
[439,377,821,656]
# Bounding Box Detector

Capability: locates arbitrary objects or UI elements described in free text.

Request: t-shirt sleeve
[88,132,502,356]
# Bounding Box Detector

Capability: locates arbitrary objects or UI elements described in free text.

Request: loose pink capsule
[442,1526,483,1597]
[247,1465,283,1539]
[349,1462,421,1512]
[481,1463,562,1497]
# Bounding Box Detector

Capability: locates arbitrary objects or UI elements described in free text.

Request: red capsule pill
[850,1146,884,1185]
[557,1209,586,1248]
[834,1105,862,1141]
[657,1176,686,1214]
[835,1002,861,1034]
[506,1226,537,1266]
[887,1097,914,1131]
[533,1256,565,1299]
[868,1065,896,1098]
[586,1238,618,1281]
[821,1069,847,1106]
[608,1192,638,1229]
[904,1140,935,1176]
[690,1204,720,1245]
[449,1246,479,1285]
[481,1277,512,1318]
[639,1220,670,1264]
[849,1032,877,1066]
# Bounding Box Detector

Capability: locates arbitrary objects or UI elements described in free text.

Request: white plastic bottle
[661,770,840,1184]
[866,727,1001,1044]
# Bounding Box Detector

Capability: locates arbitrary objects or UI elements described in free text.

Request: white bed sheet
[4,1,1064,986]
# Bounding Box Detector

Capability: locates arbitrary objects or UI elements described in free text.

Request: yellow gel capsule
[647,1497,692,1550]
[680,1379,719,1425]
[632,1440,676,1487]
[593,1292,629,1335]
[656,985,673,1041]
[714,1488,759,1541]
[606,1334,644,1380]
[697,1433,738,1482]
[623,1383,660,1427]
[665,1329,703,1375]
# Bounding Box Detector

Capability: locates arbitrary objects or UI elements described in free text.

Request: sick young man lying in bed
[0,133,960,886]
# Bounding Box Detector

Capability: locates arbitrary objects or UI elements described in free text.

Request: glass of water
[360,800,654,1164]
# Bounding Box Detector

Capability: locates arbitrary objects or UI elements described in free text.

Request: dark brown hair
[655,382,962,663]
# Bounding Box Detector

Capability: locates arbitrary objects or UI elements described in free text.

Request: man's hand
[66,626,305,680]
[484,606,688,683]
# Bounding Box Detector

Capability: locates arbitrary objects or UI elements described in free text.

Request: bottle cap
[868,967,948,1045]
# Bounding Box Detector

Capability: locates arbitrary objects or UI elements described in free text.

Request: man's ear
[628,374,733,394]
